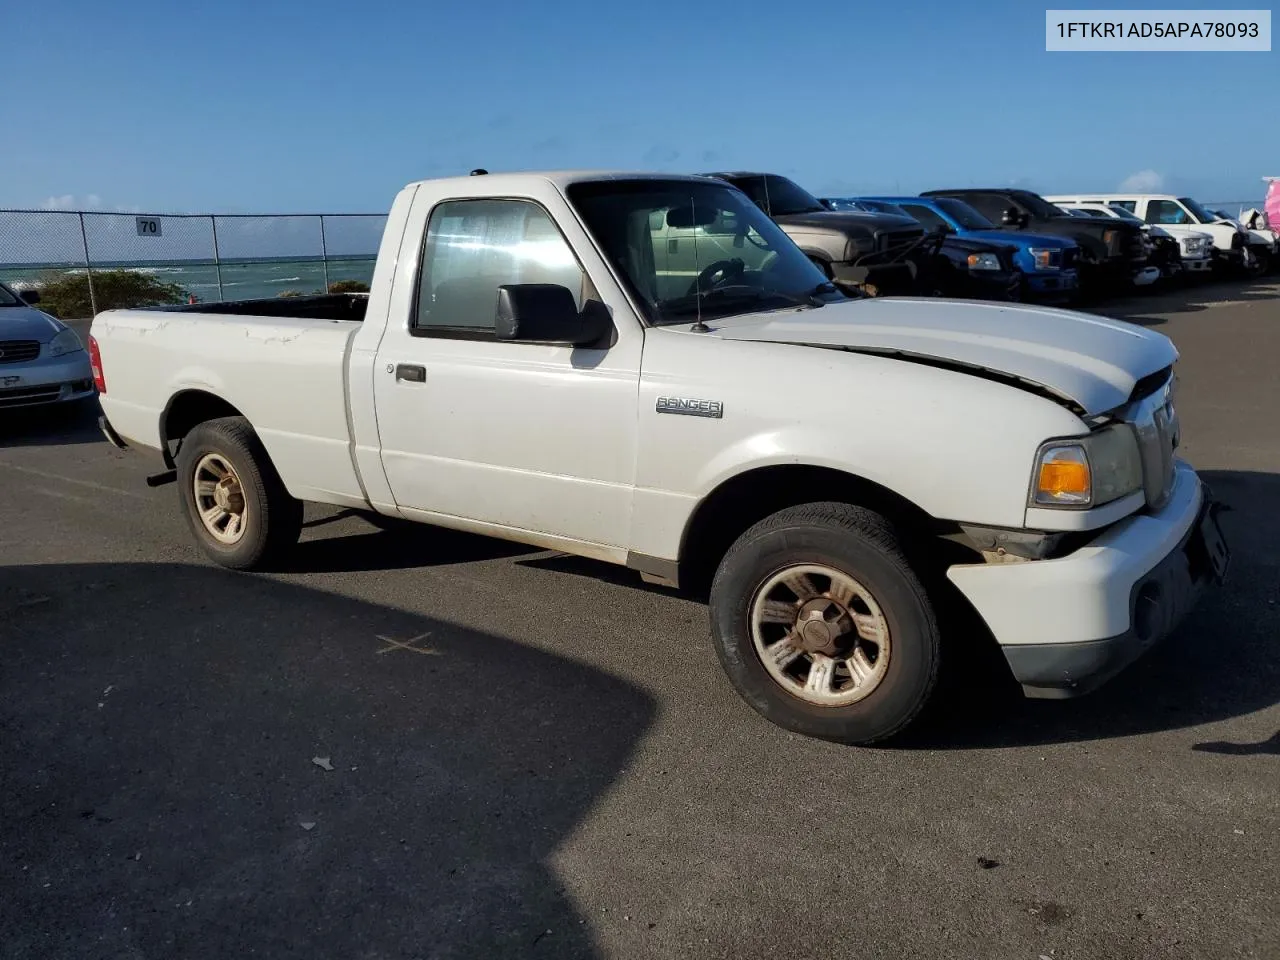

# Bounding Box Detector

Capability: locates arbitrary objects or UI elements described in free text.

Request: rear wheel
[709,502,941,744]
[176,416,302,570]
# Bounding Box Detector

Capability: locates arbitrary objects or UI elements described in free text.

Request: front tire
[709,503,940,745]
[176,416,302,570]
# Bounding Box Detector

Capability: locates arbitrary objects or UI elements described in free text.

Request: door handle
[394,364,426,383]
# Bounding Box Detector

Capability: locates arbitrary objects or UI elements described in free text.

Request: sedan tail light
[88,334,106,394]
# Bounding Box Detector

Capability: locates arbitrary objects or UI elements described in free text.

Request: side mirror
[19,289,41,305]
[1000,207,1021,227]
[494,284,609,347]
[819,198,834,210]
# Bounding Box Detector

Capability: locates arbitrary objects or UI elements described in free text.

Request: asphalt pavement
[2,279,1278,960]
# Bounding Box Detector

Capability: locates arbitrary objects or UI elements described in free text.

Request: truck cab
[921,188,1153,294]
[828,195,1080,302]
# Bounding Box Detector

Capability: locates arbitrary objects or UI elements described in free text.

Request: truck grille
[1125,372,1178,510]
[0,340,41,364]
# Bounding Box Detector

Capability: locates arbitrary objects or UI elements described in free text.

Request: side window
[902,204,949,231]
[1146,200,1187,225]
[733,179,771,213]
[414,199,585,334]
[964,194,1010,223]
[1112,200,1137,212]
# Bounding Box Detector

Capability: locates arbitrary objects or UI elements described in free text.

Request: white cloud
[1119,169,1164,192]
[38,193,140,213]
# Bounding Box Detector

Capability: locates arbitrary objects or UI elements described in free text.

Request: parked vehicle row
[1045,193,1276,275]
[88,170,1232,745]
[736,174,1278,303]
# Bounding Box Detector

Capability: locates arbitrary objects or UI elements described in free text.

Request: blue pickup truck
[823,195,1080,301]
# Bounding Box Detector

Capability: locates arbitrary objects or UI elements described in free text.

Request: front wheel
[176,416,303,570]
[709,502,940,744]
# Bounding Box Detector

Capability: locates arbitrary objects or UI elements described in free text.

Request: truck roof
[1043,193,1183,201]
[404,170,717,191]
[921,188,1037,196]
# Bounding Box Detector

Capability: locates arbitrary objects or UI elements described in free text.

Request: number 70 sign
[135,217,162,236]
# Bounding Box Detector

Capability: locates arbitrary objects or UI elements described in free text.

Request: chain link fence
[0,210,387,318]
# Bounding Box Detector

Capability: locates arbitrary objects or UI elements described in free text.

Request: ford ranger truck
[89,171,1230,745]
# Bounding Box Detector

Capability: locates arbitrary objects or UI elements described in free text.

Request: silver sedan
[0,282,96,410]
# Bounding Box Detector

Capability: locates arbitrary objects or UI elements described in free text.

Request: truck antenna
[689,196,709,332]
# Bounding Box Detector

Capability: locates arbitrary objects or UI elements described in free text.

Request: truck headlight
[966,252,1001,271]
[1029,247,1060,270]
[1030,425,1143,508]
[48,328,84,358]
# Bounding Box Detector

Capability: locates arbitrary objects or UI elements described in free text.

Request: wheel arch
[159,389,248,469]
[675,463,950,597]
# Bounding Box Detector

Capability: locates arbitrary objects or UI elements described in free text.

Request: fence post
[77,212,97,317]
[319,215,331,294]
[210,215,225,302]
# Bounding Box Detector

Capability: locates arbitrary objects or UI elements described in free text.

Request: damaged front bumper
[946,461,1229,698]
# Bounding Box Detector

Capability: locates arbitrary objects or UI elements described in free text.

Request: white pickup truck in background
[90,171,1230,744]
[1047,193,1265,273]
[1054,202,1215,276]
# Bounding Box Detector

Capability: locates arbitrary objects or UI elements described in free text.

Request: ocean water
[0,257,377,303]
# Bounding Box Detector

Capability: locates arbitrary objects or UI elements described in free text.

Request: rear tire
[176,416,302,570]
[709,502,941,745]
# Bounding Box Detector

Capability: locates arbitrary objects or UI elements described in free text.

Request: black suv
[921,188,1151,294]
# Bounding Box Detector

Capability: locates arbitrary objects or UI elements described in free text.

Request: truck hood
[0,306,63,342]
[774,210,922,234]
[705,297,1177,416]
[966,228,1074,250]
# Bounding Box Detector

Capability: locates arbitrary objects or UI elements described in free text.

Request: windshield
[935,198,994,229]
[1014,192,1069,218]
[728,175,825,216]
[1179,197,1220,224]
[0,282,23,306]
[567,179,843,326]
[1105,204,1144,223]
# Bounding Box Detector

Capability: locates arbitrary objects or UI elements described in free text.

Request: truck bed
[92,300,368,508]
[147,292,369,323]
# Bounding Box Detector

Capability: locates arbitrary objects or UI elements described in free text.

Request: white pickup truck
[90,171,1230,744]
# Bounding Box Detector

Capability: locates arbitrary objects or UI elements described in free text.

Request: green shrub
[328,279,370,293]
[36,269,188,319]
[277,289,307,298]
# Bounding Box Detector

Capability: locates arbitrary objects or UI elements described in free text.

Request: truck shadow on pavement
[902,468,1280,750]
[0,561,655,960]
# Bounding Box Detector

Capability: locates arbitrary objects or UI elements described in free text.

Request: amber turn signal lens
[1033,445,1092,506]
[1039,459,1089,495]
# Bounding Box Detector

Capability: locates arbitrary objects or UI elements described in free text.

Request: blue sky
[5,0,1276,214]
